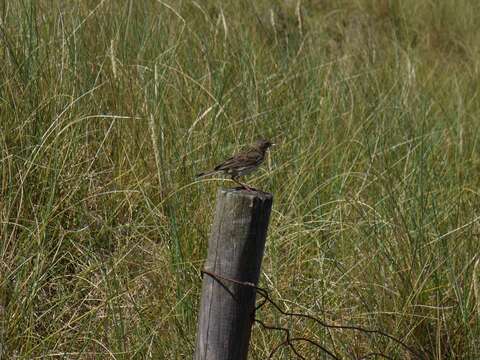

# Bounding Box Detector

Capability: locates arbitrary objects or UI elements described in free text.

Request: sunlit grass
[2,0,480,358]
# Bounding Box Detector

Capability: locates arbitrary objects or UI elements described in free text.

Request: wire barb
[201,269,422,359]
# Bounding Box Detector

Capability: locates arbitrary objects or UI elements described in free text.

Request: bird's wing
[214,150,262,171]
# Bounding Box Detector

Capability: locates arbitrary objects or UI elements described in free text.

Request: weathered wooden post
[194,188,273,360]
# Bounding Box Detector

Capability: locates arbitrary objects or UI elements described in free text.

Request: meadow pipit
[196,139,274,191]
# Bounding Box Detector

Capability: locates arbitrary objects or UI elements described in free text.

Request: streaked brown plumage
[196,139,274,191]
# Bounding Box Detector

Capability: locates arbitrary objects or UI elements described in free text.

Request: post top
[219,187,273,201]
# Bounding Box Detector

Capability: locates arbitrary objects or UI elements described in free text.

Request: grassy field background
[2,0,480,358]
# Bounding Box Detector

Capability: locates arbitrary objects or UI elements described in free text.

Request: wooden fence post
[194,188,273,360]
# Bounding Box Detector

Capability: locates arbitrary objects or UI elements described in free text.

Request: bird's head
[254,139,274,152]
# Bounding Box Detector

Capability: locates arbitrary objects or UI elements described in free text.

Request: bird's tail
[196,170,219,178]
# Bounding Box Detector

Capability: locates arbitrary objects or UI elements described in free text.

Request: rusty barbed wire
[201,269,423,359]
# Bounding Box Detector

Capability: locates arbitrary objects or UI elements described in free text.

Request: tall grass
[1,0,480,358]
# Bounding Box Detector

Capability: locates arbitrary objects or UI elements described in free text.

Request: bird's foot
[232,178,258,193]
[242,184,256,192]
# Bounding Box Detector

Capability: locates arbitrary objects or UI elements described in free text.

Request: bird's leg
[232,177,255,192]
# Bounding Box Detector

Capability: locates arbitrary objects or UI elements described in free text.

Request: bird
[196,139,274,191]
